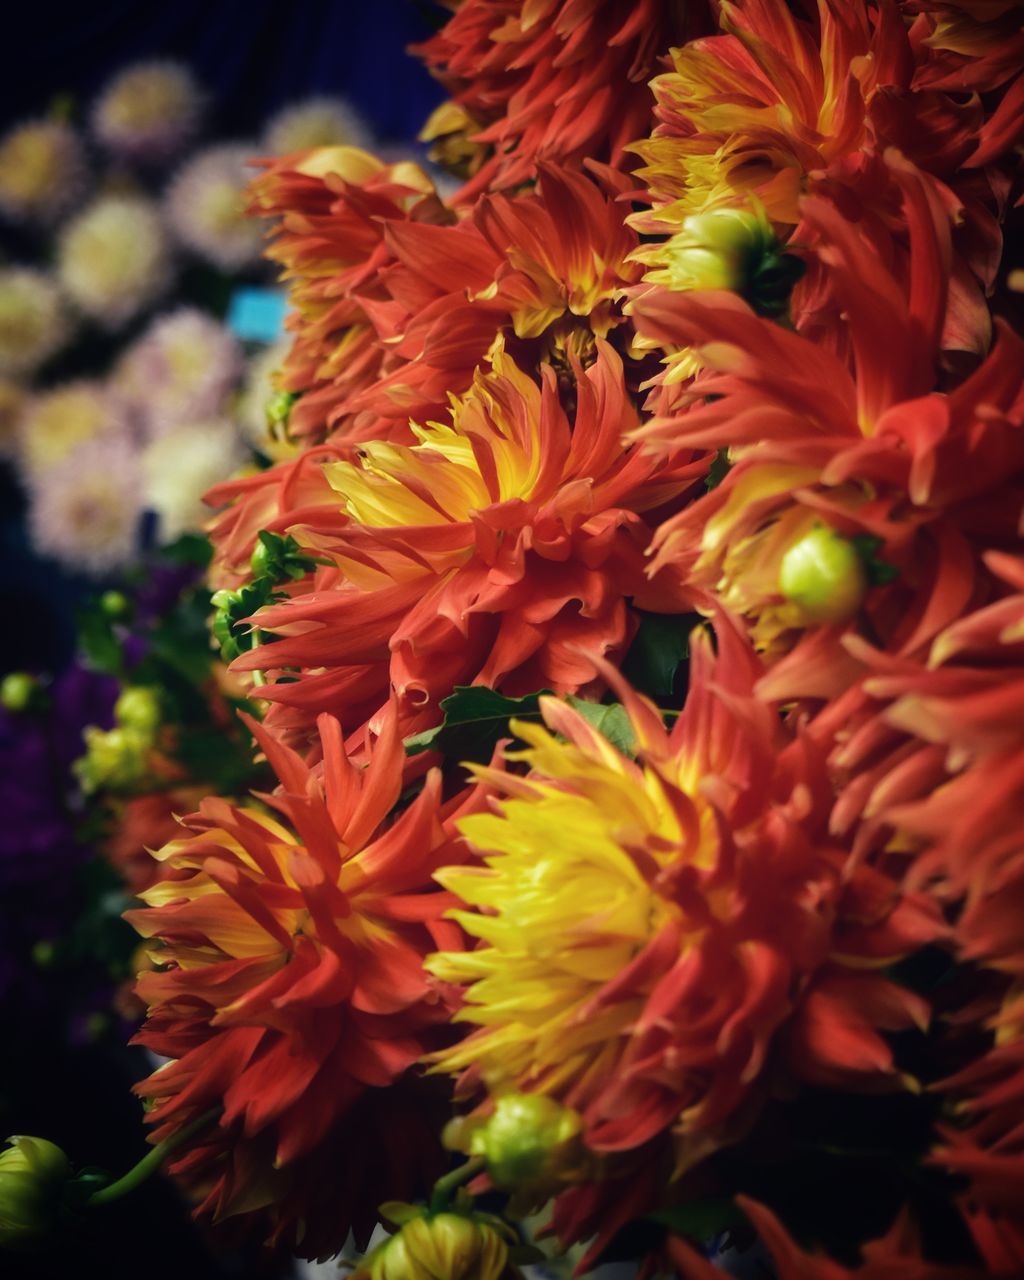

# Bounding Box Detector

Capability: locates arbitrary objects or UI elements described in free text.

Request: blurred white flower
[92,61,204,162]
[114,307,242,436]
[165,144,264,272]
[142,418,245,541]
[0,119,88,225]
[0,269,72,377]
[262,97,372,155]
[28,434,142,574]
[16,381,128,477]
[58,195,171,328]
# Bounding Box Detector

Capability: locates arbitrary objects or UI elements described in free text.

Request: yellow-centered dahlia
[428,617,938,1167]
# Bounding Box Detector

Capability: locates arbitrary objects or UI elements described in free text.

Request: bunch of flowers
[7,4,1024,1278]
[0,59,374,577]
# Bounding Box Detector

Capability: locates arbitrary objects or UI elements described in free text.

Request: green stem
[250,629,266,688]
[428,1156,486,1215]
[87,1110,219,1207]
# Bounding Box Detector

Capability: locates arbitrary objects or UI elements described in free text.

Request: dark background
[1,6,442,1277]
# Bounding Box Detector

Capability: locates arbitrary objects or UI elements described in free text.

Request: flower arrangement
[6,4,1024,1278]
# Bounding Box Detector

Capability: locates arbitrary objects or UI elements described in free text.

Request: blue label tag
[227,288,288,342]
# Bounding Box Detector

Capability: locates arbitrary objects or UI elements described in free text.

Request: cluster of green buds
[351,1094,588,1278]
[74,684,162,794]
[779,524,897,625]
[656,202,805,317]
[211,530,328,665]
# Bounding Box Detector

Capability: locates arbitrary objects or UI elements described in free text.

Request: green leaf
[648,1198,746,1242]
[621,611,695,698]
[161,532,213,568]
[704,448,731,492]
[76,604,123,676]
[404,686,553,763]
[565,696,635,756]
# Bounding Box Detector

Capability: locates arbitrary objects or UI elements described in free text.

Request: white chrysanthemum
[236,337,291,453]
[262,97,372,155]
[0,269,72,377]
[92,61,204,162]
[28,434,142,574]
[141,418,245,541]
[165,144,263,272]
[0,119,88,225]
[58,196,171,328]
[17,381,128,476]
[114,307,242,436]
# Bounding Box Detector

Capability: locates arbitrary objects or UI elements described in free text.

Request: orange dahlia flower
[212,160,647,586]
[415,0,712,199]
[428,616,939,1178]
[232,341,703,751]
[628,162,1024,703]
[629,0,1010,357]
[126,707,473,1256]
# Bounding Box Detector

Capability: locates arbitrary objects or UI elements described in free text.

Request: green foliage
[648,1198,747,1242]
[622,611,695,698]
[404,686,553,763]
[565,696,635,755]
[249,530,328,583]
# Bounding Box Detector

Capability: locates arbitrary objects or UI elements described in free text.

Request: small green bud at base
[0,673,37,713]
[779,525,868,624]
[0,1135,73,1249]
[266,390,297,428]
[469,1093,582,1192]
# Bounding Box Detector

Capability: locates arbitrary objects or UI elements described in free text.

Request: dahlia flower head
[415,0,713,199]
[27,433,142,575]
[128,707,473,1257]
[210,153,649,588]
[16,380,129,477]
[113,307,243,437]
[166,144,265,271]
[0,268,72,378]
[0,118,88,225]
[91,60,204,162]
[629,0,1023,360]
[628,156,1024,708]
[262,96,373,156]
[226,340,702,755]
[57,195,171,328]
[428,620,941,1215]
[792,550,1024,1273]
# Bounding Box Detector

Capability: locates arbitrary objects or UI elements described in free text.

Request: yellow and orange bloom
[127,707,475,1257]
[230,340,701,751]
[629,0,1014,358]
[628,160,1024,702]
[428,619,939,1195]
[415,0,713,199]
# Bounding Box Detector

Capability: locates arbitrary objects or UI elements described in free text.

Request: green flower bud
[779,524,868,624]
[74,724,150,793]
[114,686,161,736]
[0,673,37,713]
[99,590,130,620]
[0,1135,72,1248]
[353,1210,515,1280]
[468,1093,583,1192]
[654,203,804,316]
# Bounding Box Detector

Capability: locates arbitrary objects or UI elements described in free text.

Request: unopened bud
[0,1135,72,1248]
[353,1209,513,1280]
[779,524,868,624]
